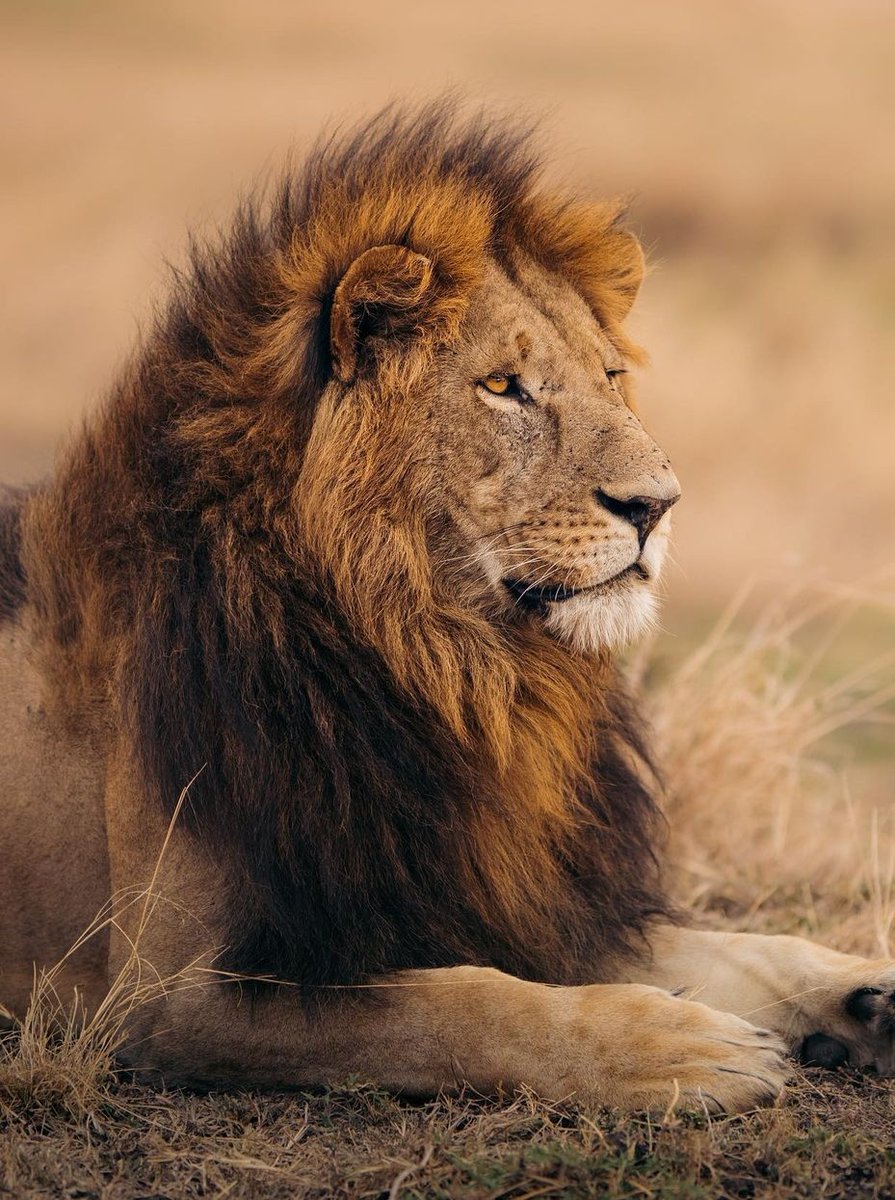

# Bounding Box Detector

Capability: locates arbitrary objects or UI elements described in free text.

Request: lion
[1,103,893,1113]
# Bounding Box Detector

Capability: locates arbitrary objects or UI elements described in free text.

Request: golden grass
[643,582,895,955]
[0,785,211,1123]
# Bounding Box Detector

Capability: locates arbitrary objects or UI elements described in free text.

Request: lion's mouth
[503,562,650,611]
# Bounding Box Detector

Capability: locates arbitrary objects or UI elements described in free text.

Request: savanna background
[2,1,894,1196]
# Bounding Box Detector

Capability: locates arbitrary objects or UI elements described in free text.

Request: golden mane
[21,101,670,990]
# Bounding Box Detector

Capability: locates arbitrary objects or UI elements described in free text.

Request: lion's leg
[117,964,788,1113]
[625,926,895,1073]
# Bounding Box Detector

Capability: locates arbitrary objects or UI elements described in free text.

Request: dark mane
[23,101,672,991]
[0,486,29,623]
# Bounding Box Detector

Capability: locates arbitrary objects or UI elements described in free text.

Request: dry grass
[2,590,894,1198]
[646,581,895,953]
[0,785,209,1125]
[3,1074,895,1199]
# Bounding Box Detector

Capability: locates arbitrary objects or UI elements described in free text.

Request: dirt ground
[2,1,895,1196]
[3,1074,895,1200]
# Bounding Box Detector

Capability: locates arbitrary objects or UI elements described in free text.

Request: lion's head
[259,108,681,723]
[392,255,677,656]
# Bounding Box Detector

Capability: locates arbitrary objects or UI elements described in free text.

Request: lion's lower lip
[503,562,649,610]
[503,579,582,609]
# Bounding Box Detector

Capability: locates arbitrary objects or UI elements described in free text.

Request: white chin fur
[543,518,670,654]
[544,583,660,654]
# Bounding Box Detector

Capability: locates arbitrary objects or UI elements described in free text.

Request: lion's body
[2,105,893,1108]
[0,553,107,1019]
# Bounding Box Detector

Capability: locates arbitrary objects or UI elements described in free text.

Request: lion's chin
[543,583,660,654]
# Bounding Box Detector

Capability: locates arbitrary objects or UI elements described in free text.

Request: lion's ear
[330,244,435,383]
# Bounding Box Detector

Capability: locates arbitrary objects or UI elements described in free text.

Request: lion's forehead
[458,259,615,387]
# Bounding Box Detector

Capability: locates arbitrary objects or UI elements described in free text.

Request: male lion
[1,105,894,1113]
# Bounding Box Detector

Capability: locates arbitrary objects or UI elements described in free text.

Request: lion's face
[433,257,680,653]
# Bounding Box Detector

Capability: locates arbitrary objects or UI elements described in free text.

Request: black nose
[595,488,680,547]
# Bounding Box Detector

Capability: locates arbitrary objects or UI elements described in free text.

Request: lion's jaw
[540,520,670,653]
[437,258,679,655]
[472,507,671,654]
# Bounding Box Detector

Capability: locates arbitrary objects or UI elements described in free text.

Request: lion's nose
[595,488,680,548]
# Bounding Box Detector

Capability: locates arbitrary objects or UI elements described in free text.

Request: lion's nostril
[628,500,651,527]
[595,489,679,547]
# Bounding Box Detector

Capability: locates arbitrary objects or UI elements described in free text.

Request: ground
[3,1073,895,1200]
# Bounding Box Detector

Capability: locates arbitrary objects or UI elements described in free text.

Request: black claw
[846,986,884,1023]
[799,1033,850,1069]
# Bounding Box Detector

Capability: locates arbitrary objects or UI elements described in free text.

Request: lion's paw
[609,991,789,1114]
[798,964,895,1077]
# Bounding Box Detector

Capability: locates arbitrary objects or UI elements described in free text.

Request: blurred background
[2,0,893,630]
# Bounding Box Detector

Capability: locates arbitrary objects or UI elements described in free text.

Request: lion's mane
[17,103,672,990]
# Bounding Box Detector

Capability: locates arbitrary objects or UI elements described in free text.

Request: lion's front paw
[838,974,895,1075]
[605,990,789,1114]
[799,964,895,1077]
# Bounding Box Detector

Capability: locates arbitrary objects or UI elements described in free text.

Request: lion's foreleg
[116,964,789,1113]
[625,926,895,1073]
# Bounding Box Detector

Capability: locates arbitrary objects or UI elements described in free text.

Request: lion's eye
[605,367,627,383]
[478,374,531,404]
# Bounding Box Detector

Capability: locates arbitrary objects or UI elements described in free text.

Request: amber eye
[478,374,532,405]
[605,367,627,383]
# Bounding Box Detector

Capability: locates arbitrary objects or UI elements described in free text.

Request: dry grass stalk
[0,783,208,1122]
